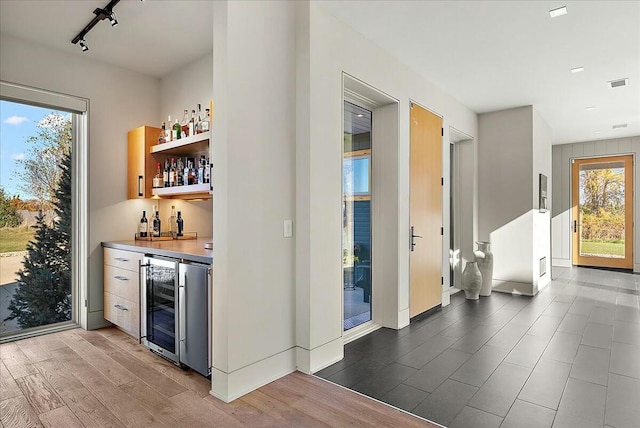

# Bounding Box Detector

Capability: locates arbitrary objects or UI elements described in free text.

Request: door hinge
[441,177,444,186]
[441,128,444,137]
[84,299,88,307]
[440,227,444,236]
[441,276,444,285]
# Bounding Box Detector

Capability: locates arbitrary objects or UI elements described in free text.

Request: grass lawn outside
[0,227,35,253]
[580,239,624,258]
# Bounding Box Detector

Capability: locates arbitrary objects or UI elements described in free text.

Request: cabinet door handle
[114,304,128,311]
[138,175,143,197]
[114,275,129,281]
[114,257,130,262]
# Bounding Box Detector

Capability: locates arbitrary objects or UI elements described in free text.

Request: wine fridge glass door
[143,256,179,364]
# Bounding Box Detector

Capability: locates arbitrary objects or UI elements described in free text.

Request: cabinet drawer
[104,248,142,272]
[104,292,139,338]
[104,265,139,303]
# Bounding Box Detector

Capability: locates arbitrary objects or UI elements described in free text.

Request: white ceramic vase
[461,261,482,300]
[474,241,494,296]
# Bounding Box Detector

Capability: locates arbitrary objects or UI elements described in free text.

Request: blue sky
[0,100,65,199]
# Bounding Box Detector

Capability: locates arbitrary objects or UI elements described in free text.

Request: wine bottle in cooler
[139,211,148,237]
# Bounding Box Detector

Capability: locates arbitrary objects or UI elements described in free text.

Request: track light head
[108,11,118,27]
[79,39,89,52]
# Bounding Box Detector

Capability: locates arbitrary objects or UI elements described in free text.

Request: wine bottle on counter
[176,211,184,237]
[168,205,177,236]
[139,211,148,237]
[153,211,161,237]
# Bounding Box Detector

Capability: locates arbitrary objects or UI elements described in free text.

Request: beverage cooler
[141,256,211,377]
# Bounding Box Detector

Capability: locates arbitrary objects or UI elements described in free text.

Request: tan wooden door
[572,155,633,269]
[410,103,443,317]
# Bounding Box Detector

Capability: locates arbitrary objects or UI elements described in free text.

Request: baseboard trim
[87,310,111,330]
[210,347,296,403]
[552,258,572,268]
[297,336,343,374]
[492,279,535,296]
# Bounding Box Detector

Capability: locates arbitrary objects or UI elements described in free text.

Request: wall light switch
[283,220,293,238]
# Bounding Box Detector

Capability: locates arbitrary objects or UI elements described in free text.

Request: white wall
[158,52,214,238]
[551,136,640,271]
[296,2,478,373]
[212,0,297,402]
[478,106,551,295]
[0,33,160,328]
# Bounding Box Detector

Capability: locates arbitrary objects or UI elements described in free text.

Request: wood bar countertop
[102,238,213,264]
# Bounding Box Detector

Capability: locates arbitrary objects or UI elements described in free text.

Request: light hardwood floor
[0,327,437,427]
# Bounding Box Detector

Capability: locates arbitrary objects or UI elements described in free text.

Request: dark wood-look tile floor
[317,267,640,428]
[0,327,437,427]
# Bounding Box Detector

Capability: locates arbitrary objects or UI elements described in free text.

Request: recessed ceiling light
[608,78,629,88]
[571,66,584,73]
[613,124,628,129]
[356,114,364,118]
[549,6,567,18]
[585,106,596,111]
[595,130,602,134]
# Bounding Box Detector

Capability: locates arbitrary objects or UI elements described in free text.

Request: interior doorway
[571,155,633,269]
[409,102,443,318]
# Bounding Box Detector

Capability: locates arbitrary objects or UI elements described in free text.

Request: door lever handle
[410,226,422,252]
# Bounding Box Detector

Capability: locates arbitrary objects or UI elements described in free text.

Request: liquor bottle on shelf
[188,109,196,136]
[169,158,176,187]
[163,159,170,187]
[195,104,203,134]
[139,211,148,237]
[188,159,196,185]
[176,211,184,237]
[168,205,177,236]
[177,158,184,186]
[158,122,167,144]
[173,117,181,140]
[181,109,189,138]
[153,211,161,237]
[198,155,205,184]
[200,108,210,133]
[153,162,162,188]
[204,157,211,184]
[166,115,173,142]
[183,158,190,186]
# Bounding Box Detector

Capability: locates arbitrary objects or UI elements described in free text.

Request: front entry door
[410,102,443,317]
[572,155,633,269]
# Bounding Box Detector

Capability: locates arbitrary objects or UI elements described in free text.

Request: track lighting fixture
[71,0,120,51]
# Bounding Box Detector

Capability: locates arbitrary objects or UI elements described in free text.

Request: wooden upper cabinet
[127,126,161,199]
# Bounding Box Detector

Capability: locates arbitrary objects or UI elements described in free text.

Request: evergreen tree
[5,153,71,328]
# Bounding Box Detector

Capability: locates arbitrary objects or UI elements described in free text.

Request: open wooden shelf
[152,183,211,199]
[150,131,210,156]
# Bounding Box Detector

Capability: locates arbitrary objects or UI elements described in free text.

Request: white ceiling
[0,1,637,145]
[0,0,213,78]
[318,0,640,145]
